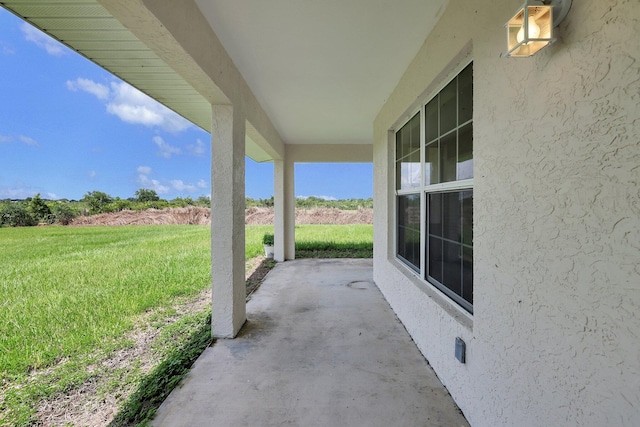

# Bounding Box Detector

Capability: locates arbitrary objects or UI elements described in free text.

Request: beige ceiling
[195,0,449,145]
[2,0,449,157]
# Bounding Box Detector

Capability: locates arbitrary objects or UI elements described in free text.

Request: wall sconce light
[505,0,572,57]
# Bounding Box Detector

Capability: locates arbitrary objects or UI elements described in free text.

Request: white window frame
[394,59,474,314]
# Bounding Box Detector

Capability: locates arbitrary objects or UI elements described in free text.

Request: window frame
[394,60,474,315]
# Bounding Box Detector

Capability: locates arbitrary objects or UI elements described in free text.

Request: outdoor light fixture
[505,0,572,57]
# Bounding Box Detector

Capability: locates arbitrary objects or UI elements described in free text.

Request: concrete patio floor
[152,258,470,426]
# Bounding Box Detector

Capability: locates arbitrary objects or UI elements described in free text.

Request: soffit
[195,0,449,145]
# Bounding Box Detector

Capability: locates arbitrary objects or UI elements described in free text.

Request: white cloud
[1,41,15,55]
[0,183,56,199]
[66,78,191,132]
[20,22,66,57]
[137,172,170,195]
[88,170,97,179]
[17,135,39,147]
[136,166,206,196]
[152,136,181,159]
[0,134,40,147]
[170,180,197,193]
[66,78,109,100]
[187,139,207,156]
[107,82,191,132]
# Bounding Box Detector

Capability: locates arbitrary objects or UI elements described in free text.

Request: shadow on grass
[295,241,373,259]
[108,313,213,427]
[108,245,366,426]
[246,257,277,296]
[109,259,279,427]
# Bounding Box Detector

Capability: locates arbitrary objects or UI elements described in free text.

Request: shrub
[28,193,52,223]
[0,202,36,227]
[262,233,274,246]
[50,202,78,225]
[83,191,113,214]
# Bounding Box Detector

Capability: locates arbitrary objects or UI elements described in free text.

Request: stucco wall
[373,1,640,426]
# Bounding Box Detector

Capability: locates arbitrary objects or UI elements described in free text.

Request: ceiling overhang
[1,0,450,163]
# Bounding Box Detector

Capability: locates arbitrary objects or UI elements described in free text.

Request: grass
[295,224,373,258]
[245,224,373,258]
[0,223,372,426]
[0,225,211,377]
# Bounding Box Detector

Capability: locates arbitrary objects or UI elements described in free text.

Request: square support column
[274,158,295,261]
[211,105,246,338]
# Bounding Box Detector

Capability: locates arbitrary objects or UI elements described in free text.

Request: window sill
[391,257,473,331]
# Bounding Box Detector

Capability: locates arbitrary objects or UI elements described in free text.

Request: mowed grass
[0,223,372,424]
[246,224,373,258]
[0,225,211,377]
[1,224,372,377]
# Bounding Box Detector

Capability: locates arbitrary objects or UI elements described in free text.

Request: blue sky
[0,9,372,201]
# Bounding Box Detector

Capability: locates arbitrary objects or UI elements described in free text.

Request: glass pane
[457,123,473,180]
[440,132,457,183]
[461,190,473,246]
[406,228,420,268]
[425,98,438,143]
[397,194,421,270]
[428,236,443,283]
[458,63,473,124]
[409,113,420,153]
[400,149,420,189]
[425,141,439,186]
[439,79,457,135]
[401,126,411,160]
[395,131,402,162]
[428,192,442,237]
[406,193,421,229]
[398,194,421,230]
[396,160,401,190]
[442,241,462,295]
[462,247,473,304]
[442,192,462,242]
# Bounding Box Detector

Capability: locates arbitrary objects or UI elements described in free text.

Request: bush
[28,194,52,223]
[262,233,274,246]
[50,202,78,225]
[0,202,36,227]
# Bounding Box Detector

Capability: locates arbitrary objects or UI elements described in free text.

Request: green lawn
[0,223,372,425]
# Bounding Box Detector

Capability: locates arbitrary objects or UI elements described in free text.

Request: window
[395,62,473,314]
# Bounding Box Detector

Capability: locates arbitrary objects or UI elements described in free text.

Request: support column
[211,105,246,338]
[274,157,295,261]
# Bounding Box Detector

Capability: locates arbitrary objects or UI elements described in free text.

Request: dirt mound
[71,207,210,226]
[245,207,372,225]
[71,206,373,226]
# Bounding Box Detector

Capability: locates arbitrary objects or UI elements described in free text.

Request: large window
[395,62,473,313]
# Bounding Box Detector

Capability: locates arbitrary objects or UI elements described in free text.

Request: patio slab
[152,258,469,427]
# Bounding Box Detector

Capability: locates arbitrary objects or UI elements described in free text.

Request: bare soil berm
[71,206,373,226]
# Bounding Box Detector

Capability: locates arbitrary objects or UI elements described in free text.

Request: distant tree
[50,202,78,225]
[112,198,132,212]
[28,193,52,223]
[83,191,113,214]
[196,196,211,208]
[0,202,36,227]
[135,188,160,203]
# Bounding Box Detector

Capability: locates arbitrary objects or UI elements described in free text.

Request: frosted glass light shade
[506,2,554,57]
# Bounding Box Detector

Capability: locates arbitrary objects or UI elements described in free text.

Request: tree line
[0,190,373,227]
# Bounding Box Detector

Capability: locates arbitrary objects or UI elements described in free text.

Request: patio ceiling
[1,0,449,159]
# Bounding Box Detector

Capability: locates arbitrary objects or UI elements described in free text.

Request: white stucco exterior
[6,0,638,423]
[373,0,640,425]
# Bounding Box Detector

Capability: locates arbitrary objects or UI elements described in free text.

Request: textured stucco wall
[373,1,640,426]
